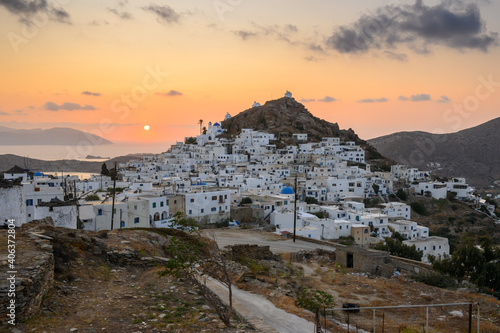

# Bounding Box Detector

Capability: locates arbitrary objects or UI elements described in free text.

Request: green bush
[296,288,335,312]
[411,202,428,216]
[84,194,100,201]
[374,237,423,261]
[396,189,407,201]
[240,197,253,205]
[305,197,319,204]
[411,272,458,289]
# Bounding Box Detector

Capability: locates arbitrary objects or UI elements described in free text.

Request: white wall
[0,185,26,227]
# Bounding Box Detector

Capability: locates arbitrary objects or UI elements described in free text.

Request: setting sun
[144,125,150,131]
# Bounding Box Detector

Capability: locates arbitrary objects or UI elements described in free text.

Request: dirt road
[204,276,316,333]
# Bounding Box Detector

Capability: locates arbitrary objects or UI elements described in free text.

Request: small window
[98,209,103,216]
[201,209,204,213]
[134,217,139,224]
[189,210,192,214]
[190,198,194,203]
[174,200,177,204]
[134,205,137,210]
[211,207,216,212]
[160,202,164,207]
[212,196,217,200]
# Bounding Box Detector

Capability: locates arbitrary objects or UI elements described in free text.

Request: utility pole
[110,162,117,230]
[74,180,79,229]
[293,174,298,243]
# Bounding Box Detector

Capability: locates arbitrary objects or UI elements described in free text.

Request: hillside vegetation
[369,117,500,188]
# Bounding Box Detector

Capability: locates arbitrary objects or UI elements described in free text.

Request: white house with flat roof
[403,236,449,263]
[412,182,447,199]
[185,189,231,224]
[380,202,411,220]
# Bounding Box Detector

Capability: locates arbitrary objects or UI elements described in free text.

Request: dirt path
[204,276,316,333]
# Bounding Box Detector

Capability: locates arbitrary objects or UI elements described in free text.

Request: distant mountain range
[368,117,500,188]
[0,154,141,174]
[221,97,384,161]
[0,127,112,145]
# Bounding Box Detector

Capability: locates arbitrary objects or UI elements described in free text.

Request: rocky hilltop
[369,117,500,188]
[221,97,384,160]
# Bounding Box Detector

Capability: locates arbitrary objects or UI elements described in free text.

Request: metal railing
[316,302,480,333]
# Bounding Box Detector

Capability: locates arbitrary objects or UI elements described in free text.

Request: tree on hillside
[159,213,234,327]
[431,237,500,293]
[101,163,109,176]
[240,197,252,205]
[185,137,197,145]
[396,189,407,201]
[305,196,319,204]
[374,236,423,261]
[372,184,380,195]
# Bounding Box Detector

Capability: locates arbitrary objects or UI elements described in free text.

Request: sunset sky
[1,0,499,144]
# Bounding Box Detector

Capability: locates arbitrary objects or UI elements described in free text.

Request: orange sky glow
[1,0,499,144]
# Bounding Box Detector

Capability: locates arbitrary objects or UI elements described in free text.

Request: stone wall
[226,244,279,261]
[230,206,265,224]
[0,218,54,325]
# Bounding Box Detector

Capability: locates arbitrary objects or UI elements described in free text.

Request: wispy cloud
[399,94,432,102]
[232,23,325,54]
[43,102,97,111]
[318,96,337,103]
[299,98,316,103]
[232,30,258,41]
[156,90,183,97]
[107,7,133,20]
[326,1,498,57]
[383,50,408,62]
[89,19,109,26]
[358,97,388,103]
[82,91,101,97]
[437,95,451,103]
[0,0,71,23]
[0,111,10,115]
[142,4,181,25]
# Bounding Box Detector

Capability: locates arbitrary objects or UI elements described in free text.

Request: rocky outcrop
[221,97,384,160]
[0,219,176,326]
[226,244,280,261]
[0,218,55,324]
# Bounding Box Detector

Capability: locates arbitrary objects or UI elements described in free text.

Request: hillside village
[2,92,497,266]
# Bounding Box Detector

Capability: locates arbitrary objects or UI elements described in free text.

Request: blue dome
[34,171,43,176]
[194,181,207,186]
[280,186,295,195]
[213,122,220,127]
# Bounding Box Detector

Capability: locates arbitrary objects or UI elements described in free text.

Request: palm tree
[199,119,203,135]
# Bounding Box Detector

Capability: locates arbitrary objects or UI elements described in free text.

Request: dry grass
[238,258,500,333]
